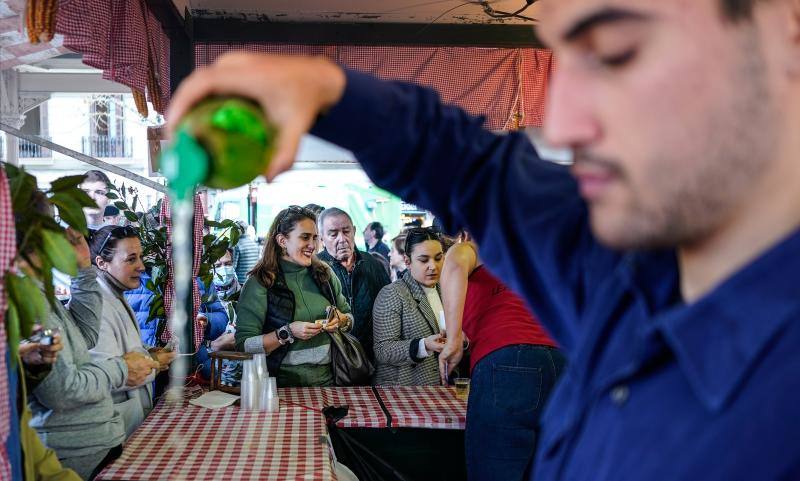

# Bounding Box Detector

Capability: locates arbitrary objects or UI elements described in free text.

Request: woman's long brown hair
[249,205,331,289]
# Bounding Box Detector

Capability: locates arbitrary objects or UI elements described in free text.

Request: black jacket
[318,249,390,360]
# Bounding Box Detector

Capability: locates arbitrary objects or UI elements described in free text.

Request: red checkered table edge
[375,386,467,430]
[278,387,388,429]
[96,390,336,481]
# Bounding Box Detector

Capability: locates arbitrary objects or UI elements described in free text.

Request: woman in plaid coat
[372,228,446,386]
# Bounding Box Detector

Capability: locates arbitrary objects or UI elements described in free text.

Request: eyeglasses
[277,205,315,225]
[96,225,139,254]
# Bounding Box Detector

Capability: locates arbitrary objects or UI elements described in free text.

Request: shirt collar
[321,248,363,266]
[646,227,800,412]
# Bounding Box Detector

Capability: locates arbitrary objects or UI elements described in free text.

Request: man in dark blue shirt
[363,221,391,260]
[168,0,800,478]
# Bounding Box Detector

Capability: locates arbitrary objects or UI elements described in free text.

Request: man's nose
[543,66,602,150]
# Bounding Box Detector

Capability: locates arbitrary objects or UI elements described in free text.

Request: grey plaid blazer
[372,270,442,386]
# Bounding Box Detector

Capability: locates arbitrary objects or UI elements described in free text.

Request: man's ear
[95,256,107,271]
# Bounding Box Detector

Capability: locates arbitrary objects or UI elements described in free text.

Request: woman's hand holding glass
[424,333,446,354]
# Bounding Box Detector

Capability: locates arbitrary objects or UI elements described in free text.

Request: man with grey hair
[317,208,390,360]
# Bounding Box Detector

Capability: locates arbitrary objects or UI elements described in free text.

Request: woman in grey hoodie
[23,195,159,480]
[88,225,176,438]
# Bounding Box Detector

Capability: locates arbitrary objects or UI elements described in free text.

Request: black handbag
[326,310,374,386]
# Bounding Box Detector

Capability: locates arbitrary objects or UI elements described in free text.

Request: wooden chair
[208,350,252,395]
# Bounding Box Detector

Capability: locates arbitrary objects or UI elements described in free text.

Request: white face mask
[213,265,236,287]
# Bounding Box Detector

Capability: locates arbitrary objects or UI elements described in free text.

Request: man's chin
[590,211,674,251]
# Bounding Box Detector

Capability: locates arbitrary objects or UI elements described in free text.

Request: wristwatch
[276,325,295,345]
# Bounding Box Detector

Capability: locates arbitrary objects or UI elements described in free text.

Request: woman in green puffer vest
[234,205,353,387]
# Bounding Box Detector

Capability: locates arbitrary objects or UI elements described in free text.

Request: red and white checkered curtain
[158,195,204,350]
[195,44,554,129]
[0,169,16,480]
[55,0,170,113]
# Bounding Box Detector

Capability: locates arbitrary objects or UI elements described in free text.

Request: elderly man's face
[322,215,356,262]
[538,0,792,250]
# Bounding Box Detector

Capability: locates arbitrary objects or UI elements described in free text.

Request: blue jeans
[465,345,566,481]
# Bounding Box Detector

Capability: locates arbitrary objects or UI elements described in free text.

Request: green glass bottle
[160,97,276,200]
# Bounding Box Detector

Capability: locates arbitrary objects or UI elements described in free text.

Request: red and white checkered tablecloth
[375,386,467,430]
[279,387,389,429]
[96,395,336,481]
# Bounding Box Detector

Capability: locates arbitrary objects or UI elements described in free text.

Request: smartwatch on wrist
[277,325,295,345]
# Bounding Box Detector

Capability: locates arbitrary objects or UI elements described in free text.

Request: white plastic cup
[253,353,268,380]
[258,377,279,412]
[240,360,260,410]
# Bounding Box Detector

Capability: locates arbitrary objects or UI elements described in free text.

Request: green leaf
[148,296,165,323]
[113,201,129,211]
[3,163,21,178]
[62,188,96,208]
[205,220,223,228]
[38,255,59,311]
[229,228,240,248]
[50,192,88,235]
[42,229,78,276]
[220,219,237,229]
[38,215,63,232]
[49,175,87,192]
[198,263,210,277]
[105,191,119,200]
[7,301,20,368]
[9,167,37,213]
[124,211,138,222]
[6,273,48,337]
[151,265,163,283]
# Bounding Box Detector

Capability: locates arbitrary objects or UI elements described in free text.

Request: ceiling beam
[190,17,543,48]
[18,72,131,94]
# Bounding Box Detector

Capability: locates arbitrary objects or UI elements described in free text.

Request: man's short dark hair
[721,0,758,21]
[318,207,354,231]
[368,222,385,240]
[84,169,111,185]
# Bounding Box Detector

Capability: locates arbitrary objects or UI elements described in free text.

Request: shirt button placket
[610,385,630,406]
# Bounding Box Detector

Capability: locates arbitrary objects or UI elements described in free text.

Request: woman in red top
[440,233,566,481]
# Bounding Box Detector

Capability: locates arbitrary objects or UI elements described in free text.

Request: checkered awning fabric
[195,44,554,130]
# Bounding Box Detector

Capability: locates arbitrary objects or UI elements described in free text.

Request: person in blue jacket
[195,248,241,381]
[125,271,159,347]
[167,1,800,479]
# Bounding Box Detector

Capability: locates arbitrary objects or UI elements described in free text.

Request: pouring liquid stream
[165,198,194,402]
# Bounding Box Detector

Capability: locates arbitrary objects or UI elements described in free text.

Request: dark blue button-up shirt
[313,70,800,480]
